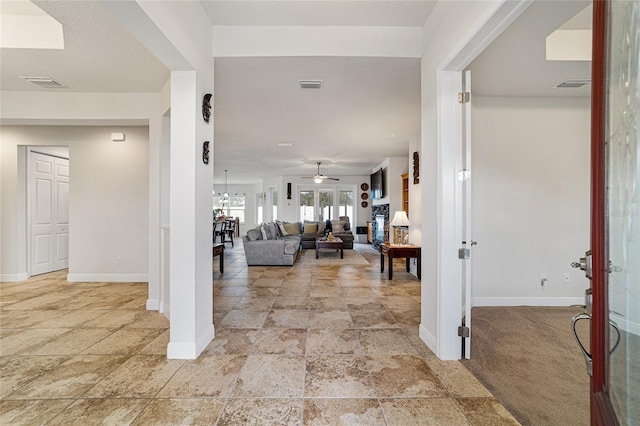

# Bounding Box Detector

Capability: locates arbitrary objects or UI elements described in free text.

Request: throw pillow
[247,228,262,241]
[276,220,288,236]
[303,223,318,234]
[260,223,269,240]
[284,222,300,235]
[331,220,346,233]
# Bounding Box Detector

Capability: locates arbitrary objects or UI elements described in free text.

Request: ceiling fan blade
[326,177,340,181]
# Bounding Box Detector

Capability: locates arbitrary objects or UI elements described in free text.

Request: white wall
[471,96,590,305]
[1,125,149,281]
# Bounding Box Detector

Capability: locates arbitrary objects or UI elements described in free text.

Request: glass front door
[607,0,639,422]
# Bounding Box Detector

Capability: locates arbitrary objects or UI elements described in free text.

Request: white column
[167,71,213,359]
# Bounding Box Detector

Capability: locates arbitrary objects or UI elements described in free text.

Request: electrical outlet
[116,256,121,265]
[563,273,570,283]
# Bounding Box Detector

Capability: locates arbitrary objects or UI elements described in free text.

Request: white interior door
[30,151,69,276]
[461,70,473,359]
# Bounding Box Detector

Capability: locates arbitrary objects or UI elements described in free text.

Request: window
[213,195,246,223]
[339,190,354,224]
[272,189,278,221]
[299,190,314,221]
[318,189,334,222]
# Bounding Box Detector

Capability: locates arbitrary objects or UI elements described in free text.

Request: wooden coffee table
[316,237,344,259]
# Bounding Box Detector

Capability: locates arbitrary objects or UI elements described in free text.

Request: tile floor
[0,242,519,425]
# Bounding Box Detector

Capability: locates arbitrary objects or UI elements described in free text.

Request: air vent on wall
[299,80,323,89]
[554,78,591,88]
[20,76,66,88]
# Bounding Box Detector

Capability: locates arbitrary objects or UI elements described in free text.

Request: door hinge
[458,326,470,338]
[458,248,470,260]
[457,169,470,182]
[458,92,470,103]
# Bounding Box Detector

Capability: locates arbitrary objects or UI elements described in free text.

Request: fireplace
[371,204,389,251]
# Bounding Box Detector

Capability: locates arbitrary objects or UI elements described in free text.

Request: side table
[380,243,421,280]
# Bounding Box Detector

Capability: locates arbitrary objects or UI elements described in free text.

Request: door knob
[571,250,592,279]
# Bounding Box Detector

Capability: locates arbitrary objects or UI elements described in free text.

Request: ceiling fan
[302,161,340,184]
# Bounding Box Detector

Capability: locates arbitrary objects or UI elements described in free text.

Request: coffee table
[316,237,344,259]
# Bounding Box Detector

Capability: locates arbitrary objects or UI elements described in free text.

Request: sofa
[300,216,354,250]
[242,221,302,266]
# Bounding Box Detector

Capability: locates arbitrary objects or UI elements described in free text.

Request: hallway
[0,243,518,424]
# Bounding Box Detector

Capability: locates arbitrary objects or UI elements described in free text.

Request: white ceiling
[469,0,592,97]
[0,0,593,184]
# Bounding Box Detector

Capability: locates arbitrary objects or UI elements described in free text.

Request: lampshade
[389,211,410,227]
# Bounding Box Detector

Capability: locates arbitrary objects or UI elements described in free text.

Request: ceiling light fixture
[278,142,293,148]
[314,175,323,184]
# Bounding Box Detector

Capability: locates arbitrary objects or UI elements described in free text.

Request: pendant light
[223,170,229,199]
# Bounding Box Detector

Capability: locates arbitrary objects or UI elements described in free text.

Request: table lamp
[389,211,410,245]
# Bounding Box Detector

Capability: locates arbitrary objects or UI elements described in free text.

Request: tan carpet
[300,248,370,265]
[462,306,590,426]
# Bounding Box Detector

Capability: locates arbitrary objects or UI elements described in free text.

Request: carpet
[462,306,590,426]
[300,248,370,265]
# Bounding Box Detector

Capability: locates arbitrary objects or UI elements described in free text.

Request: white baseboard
[611,313,640,336]
[66,274,149,283]
[419,323,437,354]
[167,324,214,359]
[0,272,29,282]
[146,299,159,310]
[472,296,583,307]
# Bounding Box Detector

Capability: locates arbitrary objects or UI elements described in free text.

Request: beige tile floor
[0,242,520,425]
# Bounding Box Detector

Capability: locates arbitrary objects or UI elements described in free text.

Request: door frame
[433,0,533,360]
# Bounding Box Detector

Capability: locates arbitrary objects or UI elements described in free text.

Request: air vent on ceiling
[20,76,67,88]
[554,78,591,88]
[299,80,323,89]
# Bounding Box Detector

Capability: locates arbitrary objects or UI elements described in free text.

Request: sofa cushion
[266,222,279,239]
[283,238,299,255]
[284,222,300,235]
[247,227,262,241]
[303,222,318,234]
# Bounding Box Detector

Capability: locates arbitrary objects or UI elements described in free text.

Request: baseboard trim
[0,272,29,282]
[167,324,214,359]
[146,299,159,311]
[472,297,583,307]
[419,323,437,354]
[66,274,149,283]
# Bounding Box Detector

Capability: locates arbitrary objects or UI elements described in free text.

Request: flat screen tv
[370,168,384,199]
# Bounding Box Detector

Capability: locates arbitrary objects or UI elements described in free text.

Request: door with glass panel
[575,2,639,424]
[298,188,354,224]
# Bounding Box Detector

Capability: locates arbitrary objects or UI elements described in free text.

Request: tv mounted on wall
[370,168,384,199]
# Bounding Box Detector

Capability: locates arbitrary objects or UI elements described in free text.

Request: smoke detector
[554,78,591,88]
[20,76,66,88]
[299,80,323,89]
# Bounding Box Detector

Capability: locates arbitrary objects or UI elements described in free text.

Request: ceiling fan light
[313,176,323,184]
